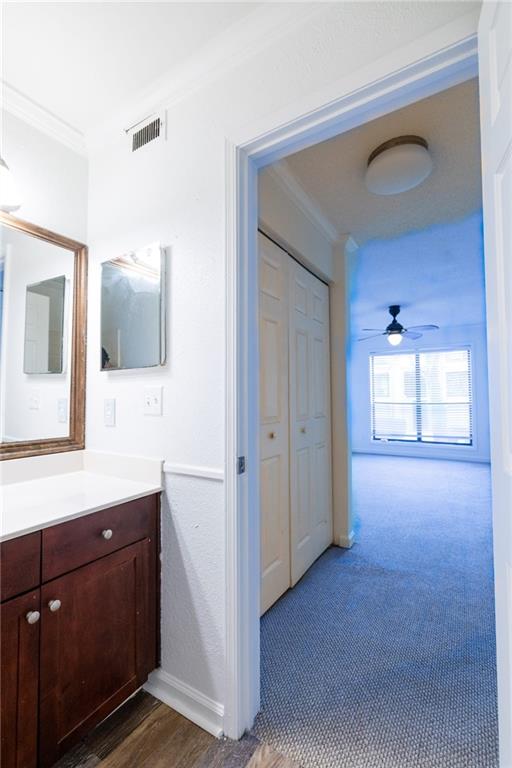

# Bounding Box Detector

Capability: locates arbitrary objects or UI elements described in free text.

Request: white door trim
[224,26,480,741]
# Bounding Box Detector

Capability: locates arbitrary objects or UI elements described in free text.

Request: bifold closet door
[259,234,291,615]
[289,258,332,586]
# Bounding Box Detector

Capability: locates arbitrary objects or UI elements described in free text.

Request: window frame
[369,345,474,448]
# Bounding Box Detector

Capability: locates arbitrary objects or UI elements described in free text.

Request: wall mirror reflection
[24,275,67,374]
[0,214,87,459]
[101,243,166,371]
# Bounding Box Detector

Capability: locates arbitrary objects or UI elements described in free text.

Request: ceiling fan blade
[407,324,439,331]
[362,328,385,332]
[358,333,386,341]
[402,331,422,340]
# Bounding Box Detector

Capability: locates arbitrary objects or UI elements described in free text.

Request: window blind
[370,349,472,446]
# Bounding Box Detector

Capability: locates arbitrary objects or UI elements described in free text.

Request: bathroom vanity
[0,455,162,768]
[0,214,165,766]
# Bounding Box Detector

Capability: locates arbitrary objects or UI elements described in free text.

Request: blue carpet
[252,456,499,768]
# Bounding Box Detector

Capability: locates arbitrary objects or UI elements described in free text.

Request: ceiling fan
[358,305,439,346]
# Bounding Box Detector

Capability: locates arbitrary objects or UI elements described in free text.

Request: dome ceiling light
[365,136,433,196]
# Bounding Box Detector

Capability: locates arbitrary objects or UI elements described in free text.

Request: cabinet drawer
[1,533,41,602]
[42,495,157,581]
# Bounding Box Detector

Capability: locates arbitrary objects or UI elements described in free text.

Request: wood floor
[54,691,298,768]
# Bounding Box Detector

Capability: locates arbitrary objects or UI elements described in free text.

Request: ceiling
[283,78,482,244]
[1,2,261,134]
[277,78,485,334]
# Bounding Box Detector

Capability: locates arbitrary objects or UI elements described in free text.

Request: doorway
[224,12,511,768]
[253,74,498,763]
[252,73,498,767]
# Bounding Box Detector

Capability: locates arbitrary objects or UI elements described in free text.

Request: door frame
[224,23,482,740]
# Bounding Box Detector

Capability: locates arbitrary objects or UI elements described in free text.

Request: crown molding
[1,82,87,157]
[87,3,325,152]
[265,160,340,245]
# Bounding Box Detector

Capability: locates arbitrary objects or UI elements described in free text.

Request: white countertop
[0,470,162,542]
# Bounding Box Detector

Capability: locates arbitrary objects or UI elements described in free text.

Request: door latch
[237,456,246,475]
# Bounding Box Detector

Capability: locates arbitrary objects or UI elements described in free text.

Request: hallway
[253,455,499,768]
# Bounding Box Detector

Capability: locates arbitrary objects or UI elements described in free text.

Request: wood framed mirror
[0,212,87,460]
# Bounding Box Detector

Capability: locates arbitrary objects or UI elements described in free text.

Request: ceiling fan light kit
[365,136,433,196]
[358,305,439,344]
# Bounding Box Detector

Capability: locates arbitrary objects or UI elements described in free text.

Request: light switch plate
[104,398,116,427]
[57,398,68,423]
[144,386,163,416]
[29,392,41,411]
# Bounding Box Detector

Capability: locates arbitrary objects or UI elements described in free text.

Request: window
[370,349,473,445]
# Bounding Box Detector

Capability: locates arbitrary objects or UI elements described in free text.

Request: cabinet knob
[48,599,61,613]
[26,610,40,624]
[102,529,113,540]
[300,426,306,434]
[269,432,276,439]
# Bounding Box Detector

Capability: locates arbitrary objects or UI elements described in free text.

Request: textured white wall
[84,2,480,714]
[2,112,88,241]
[1,113,88,442]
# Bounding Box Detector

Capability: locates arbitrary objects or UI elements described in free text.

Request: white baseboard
[336,531,355,549]
[144,668,224,738]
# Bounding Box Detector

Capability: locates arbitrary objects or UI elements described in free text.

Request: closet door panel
[296,446,312,548]
[259,234,291,614]
[261,317,281,422]
[312,336,327,418]
[295,330,309,421]
[311,280,332,553]
[313,441,330,527]
[294,277,308,316]
[261,457,283,567]
[290,260,332,585]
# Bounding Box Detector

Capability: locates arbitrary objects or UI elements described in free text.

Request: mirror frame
[0,212,87,461]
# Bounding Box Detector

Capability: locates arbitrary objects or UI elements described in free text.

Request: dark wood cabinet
[0,494,159,768]
[0,532,41,602]
[41,495,156,582]
[0,590,41,768]
[39,540,155,766]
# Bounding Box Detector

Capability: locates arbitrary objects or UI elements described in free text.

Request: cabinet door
[1,590,40,768]
[39,539,155,767]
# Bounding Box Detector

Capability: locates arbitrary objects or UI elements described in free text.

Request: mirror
[0,213,86,459]
[101,243,165,370]
[24,275,66,374]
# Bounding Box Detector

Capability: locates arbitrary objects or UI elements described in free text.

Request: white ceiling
[1,2,261,134]
[283,78,482,244]
[275,78,485,333]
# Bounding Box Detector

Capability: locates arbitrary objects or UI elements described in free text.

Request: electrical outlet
[144,386,163,416]
[104,398,116,427]
[57,398,68,423]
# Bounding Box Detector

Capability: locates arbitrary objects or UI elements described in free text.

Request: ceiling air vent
[126,112,166,152]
